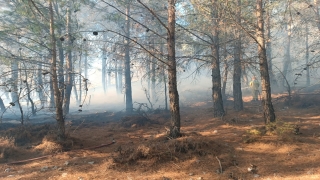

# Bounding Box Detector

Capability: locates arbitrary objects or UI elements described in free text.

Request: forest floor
[0,93,320,180]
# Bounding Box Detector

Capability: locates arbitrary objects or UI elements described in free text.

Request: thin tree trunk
[125,3,133,113]
[63,8,73,115]
[10,59,19,107]
[282,21,292,87]
[266,0,277,87]
[221,21,228,102]
[102,46,107,93]
[211,0,224,117]
[167,0,181,138]
[22,62,36,115]
[37,60,44,107]
[79,53,82,104]
[49,0,65,140]
[233,0,243,111]
[0,97,5,114]
[151,38,156,103]
[256,0,276,124]
[305,24,310,86]
[161,42,168,111]
[49,75,55,108]
[53,2,65,103]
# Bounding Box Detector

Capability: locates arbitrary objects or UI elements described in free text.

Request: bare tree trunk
[0,97,5,114]
[49,0,65,140]
[79,53,82,104]
[22,62,36,115]
[305,24,310,86]
[63,8,73,115]
[282,21,292,87]
[266,0,277,88]
[233,0,243,111]
[256,0,276,124]
[125,3,133,113]
[10,59,19,107]
[161,43,168,111]
[102,40,107,93]
[151,38,156,103]
[53,2,65,102]
[49,75,55,108]
[221,21,228,102]
[314,0,320,30]
[167,0,181,138]
[37,60,44,107]
[211,0,224,117]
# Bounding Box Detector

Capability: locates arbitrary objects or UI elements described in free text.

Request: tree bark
[266,0,277,88]
[0,97,5,114]
[305,24,310,86]
[37,59,45,107]
[49,0,65,140]
[211,0,224,117]
[233,0,243,111]
[256,0,276,124]
[167,0,181,138]
[63,8,73,115]
[282,21,292,87]
[124,3,133,113]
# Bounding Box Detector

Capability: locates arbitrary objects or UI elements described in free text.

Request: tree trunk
[221,21,228,102]
[233,0,243,111]
[151,38,156,103]
[0,97,5,114]
[63,8,73,115]
[102,38,107,93]
[167,0,181,138]
[266,0,277,88]
[256,0,276,124]
[22,62,36,115]
[37,60,45,107]
[282,21,292,87]
[49,0,65,140]
[10,59,19,107]
[161,42,168,111]
[305,24,310,86]
[211,0,224,117]
[49,75,55,108]
[125,3,133,113]
[54,1,65,102]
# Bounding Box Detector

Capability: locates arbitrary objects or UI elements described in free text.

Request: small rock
[78,177,84,180]
[4,168,11,172]
[189,173,194,176]
[7,175,14,178]
[64,161,69,166]
[213,130,218,134]
[62,172,68,177]
[88,161,95,165]
[18,170,24,173]
[58,167,64,171]
[197,177,204,180]
[41,166,48,172]
[253,174,260,178]
[52,166,58,170]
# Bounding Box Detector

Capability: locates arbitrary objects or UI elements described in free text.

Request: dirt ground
[0,93,320,180]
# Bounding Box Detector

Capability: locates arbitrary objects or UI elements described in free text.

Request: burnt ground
[0,93,320,180]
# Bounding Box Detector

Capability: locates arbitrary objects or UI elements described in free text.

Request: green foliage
[266,119,295,136]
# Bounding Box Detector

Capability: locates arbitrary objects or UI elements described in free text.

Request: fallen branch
[83,140,116,150]
[6,155,53,165]
[216,156,222,173]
